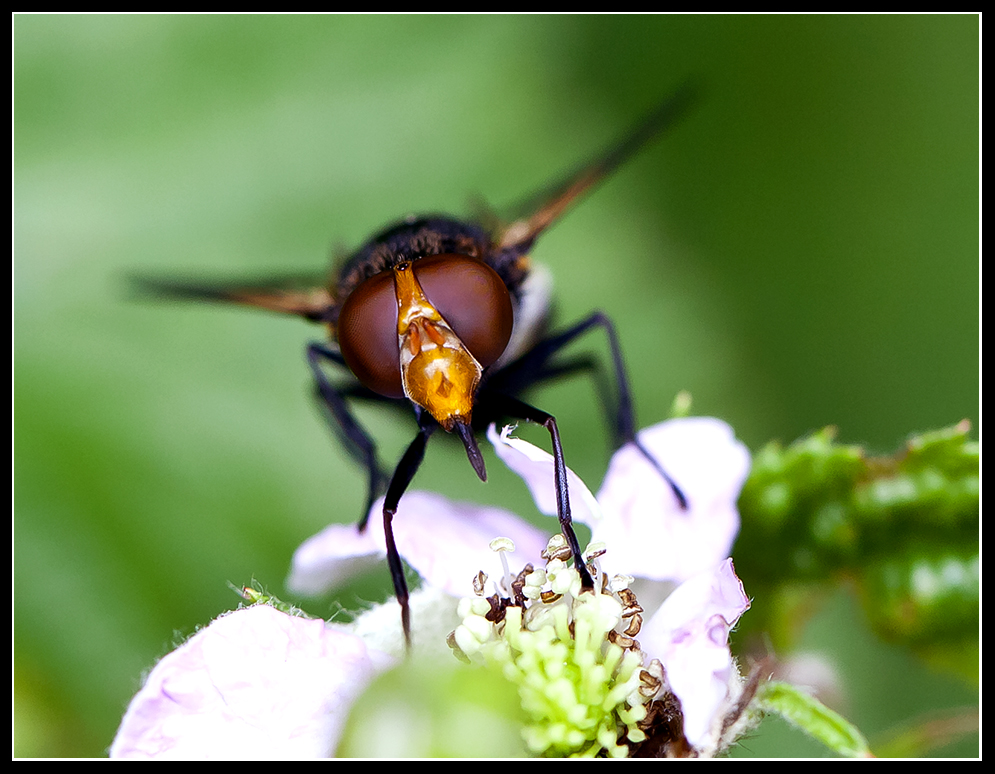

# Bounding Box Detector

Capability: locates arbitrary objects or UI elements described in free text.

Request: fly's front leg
[492,394,595,591]
[307,341,389,530]
[512,312,688,509]
[382,408,437,648]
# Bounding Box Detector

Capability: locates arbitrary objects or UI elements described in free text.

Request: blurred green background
[14,15,977,757]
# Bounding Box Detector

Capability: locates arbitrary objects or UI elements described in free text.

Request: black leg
[382,408,437,648]
[308,341,438,647]
[490,394,595,591]
[486,312,687,509]
[307,341,390,529]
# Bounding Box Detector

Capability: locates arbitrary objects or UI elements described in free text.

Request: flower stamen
[449,535,677,757]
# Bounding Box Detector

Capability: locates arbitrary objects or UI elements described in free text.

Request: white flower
[113,418,752,758]
[290,416,753,753]
[110,604,388,759]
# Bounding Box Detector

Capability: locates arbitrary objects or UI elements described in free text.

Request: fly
[135,83,696,646]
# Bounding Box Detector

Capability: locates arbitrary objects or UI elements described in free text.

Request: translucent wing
[495,80,697,252]
[128,273,335,323]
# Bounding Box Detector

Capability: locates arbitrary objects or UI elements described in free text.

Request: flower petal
[486,424,602,525]
[287,490,550,598]
[110,605,383,759]
[593,418,750,582]
[638,559,750,749]
[286,520,384,596]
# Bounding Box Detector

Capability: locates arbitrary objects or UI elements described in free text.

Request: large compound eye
[337,270,405,398]
[414,254,513,368]
[336,254,514,399]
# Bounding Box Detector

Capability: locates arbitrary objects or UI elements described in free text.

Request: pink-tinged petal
[638,559,750,749]
[286,521,384,596]
[593,418,750,582]
[287,490,550,598]
[486,424,601,525]
[110,605,383,760]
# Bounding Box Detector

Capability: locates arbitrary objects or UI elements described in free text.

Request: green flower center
[449,536,659,757]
